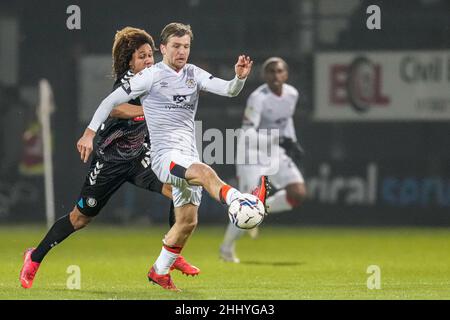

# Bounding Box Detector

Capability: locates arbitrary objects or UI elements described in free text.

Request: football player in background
[220,57,307,263]
[19,27,199,289]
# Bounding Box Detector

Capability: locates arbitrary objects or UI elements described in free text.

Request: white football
[228,193,266,229]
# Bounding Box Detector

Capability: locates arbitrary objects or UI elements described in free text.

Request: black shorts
[76,151,163,217]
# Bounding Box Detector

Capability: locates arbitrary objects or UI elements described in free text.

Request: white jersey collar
[160,61,186,76]
[265,84,285,99]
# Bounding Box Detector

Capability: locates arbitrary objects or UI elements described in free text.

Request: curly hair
[112,27,156,79]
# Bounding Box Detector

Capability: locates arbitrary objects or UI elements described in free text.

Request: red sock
[286,195,301,208]
[219,185,232,204]
[163,244,183,254]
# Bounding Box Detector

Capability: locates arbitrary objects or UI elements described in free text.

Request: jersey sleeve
[87,68,153,132]
[283,118,297,141]
[282,89,300,141]
[112,74,141,106]
[242,93,263,129]
[195,66,246,97]
[121,67,154,99]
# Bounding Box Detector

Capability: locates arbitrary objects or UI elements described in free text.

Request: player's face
[160,34,191,71]
[129,43,154,73]
[264,62,288,91]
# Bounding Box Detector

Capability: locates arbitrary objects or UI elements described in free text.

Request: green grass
[1,225,450,299]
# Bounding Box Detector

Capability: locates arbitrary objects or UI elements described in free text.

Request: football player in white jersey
[76,23,269,291]
[220,57,307,263]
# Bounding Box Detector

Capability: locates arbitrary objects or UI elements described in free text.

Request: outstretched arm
[110,103,144,119]
[200,55,253,97]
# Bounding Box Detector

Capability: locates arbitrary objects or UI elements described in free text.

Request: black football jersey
[94,70,149,162]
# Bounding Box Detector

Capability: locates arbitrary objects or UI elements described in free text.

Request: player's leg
[184,162,268,207]
[20,158,128,288]
[220,165,262,263]
[266,182,306,213]
[148,202,200,291]
[266,156,306,213]
[168,201,176,227]
[30,206,92,263]
[127,157,199,275]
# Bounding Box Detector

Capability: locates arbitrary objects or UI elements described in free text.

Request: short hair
[261,57,289,75]
[112,27,156,79]
[160,22,194,45]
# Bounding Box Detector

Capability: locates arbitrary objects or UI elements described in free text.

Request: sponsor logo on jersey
[165,104,195,111]
[173,95,188,103]
[160,81,169,88]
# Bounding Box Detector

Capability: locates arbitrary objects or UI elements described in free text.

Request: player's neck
[162,59,184,73]
[268,85,283,97]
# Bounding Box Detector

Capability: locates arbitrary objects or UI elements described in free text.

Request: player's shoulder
[146,63,166,76]
[113,70,134,90]
[245,85,268,109]
[184,63,198,76]
[186,63,209,77]
[250,84,270,99]
[283,83,299,98]
[184,63,203,72]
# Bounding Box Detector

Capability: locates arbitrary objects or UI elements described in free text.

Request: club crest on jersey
[86,197,97,208]
[186,78,196,88]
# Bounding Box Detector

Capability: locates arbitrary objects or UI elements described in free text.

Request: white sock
[225,187,243,206]
[266,190,293,213]
[221,222,245,251]
[153,246,179,275]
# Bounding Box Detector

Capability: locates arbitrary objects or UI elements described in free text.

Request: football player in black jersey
[20,27,199,289]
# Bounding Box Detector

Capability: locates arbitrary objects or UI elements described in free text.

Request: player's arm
[237,95,268,154]
[109,104,144,119]
[77,68,153,163]
[242,94,262,130]
[199,55,253,97]
[280,91,305,163]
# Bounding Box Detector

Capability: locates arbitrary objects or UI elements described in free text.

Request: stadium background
[0,0,449,227]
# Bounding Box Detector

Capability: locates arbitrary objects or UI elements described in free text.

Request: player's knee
[286,184,307,207]
[70,208,93,230]
[187,163,216,184]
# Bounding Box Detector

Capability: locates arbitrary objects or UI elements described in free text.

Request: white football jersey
[243,83,299,141]
[87,60,245,162]
[119,61,245,159]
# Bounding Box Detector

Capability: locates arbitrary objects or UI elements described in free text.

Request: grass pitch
[0,225,449,300]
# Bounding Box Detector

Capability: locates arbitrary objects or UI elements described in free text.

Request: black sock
[31,214,76,263]
[168,202,176,228]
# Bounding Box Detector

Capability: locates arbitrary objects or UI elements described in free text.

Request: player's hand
[235,55,253,80]
[77,128,96,163]
[279,137,305,165]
